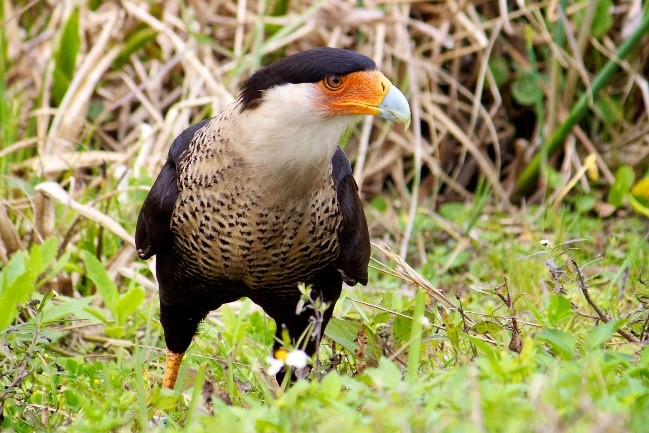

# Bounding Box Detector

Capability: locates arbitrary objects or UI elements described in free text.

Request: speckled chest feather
[169,119,342,292]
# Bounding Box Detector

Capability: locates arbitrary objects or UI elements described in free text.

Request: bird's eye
[324,75,343,90]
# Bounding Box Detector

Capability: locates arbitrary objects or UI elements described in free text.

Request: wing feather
[332,147,370,285]
[135,119,210,259]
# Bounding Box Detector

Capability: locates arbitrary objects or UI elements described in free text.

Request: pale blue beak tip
[378,85,411,128]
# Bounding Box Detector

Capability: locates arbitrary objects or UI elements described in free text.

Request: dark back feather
[332,147,370,285]
[135,119,210,259]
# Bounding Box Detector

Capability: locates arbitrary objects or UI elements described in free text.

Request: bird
[135,47,410,390]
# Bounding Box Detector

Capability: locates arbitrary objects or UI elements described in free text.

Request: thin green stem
[406,289,426,382]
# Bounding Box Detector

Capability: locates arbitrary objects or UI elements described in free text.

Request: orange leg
[150,351,182,427]
[163,350,184,389]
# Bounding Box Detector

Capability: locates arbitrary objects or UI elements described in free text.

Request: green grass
[2,1,649,432]
[1,205,648,432]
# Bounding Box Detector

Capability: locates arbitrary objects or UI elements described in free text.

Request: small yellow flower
[631,178,649,201]
[274,348,288,362]
[630,178,649,217]
[585,154,599,181]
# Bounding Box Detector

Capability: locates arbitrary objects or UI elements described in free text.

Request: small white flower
[420,316,431,329]
[266,356,285,376]
[265,349,309,376]
[285,350,309,369]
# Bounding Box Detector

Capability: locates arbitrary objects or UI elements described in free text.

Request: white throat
[235,83,361,195]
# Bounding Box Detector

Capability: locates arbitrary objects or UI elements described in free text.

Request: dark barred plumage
[170,116,343,291]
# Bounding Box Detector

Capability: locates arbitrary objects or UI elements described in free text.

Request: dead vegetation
[1,0,648,262]
[2,3,649,430]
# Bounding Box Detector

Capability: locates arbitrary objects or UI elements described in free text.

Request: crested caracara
[135,47,410,389]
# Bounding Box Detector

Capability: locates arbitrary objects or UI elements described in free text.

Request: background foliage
[1,0,648,432]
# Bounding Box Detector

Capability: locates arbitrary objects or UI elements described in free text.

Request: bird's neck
[233,104,354,197]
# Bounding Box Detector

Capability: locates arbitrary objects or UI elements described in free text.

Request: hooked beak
[376,85,411,128]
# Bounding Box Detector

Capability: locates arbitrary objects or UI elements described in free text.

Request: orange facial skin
[315,70,393,117]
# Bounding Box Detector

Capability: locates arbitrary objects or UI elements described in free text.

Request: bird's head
[239,47,411,128]
[234,48,410,194]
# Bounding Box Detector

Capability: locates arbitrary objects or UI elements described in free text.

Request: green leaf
[36,251,71,291]
[28,242,45,277]
[439,202,466,221]
[640,345,649,367]
[319,371,342,398]
[2,250,28,288]
[573,194,597,214]
[113,26,158,69]
[545,167,562,190]
[81,250,119,322]
[35,238,58,272]
[104,325,125,338]
[362,358,403,389]
[546,294,575,328]
[574,0,613,38]
[37,296,94,324]
[325,318,360,353]
[83,305,110,324]
[52,9,80,105]
[439,306,460,353]
[594,94,623,124]
[37,290,57,314]
[471,321,503,335]
[370,196,388,213]
[30,238,59,290]
[467,335,498,359]
[392,315,412,343]
[585,319,624,350]
[0,251,31,331]
[446,250,470,270]
[115,287,145,325]
[607,165,635,207]
[536,329,576,360]
[488,56,509,87]
[0,240,59,331]
[512,70,543,106]
[57,10,80,76]
[592,0,614,37]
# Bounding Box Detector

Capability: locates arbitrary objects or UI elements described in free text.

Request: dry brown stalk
[569,258,641,345]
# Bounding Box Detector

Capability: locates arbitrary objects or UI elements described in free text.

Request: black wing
[135,119,210,259]
[332,147,371,286]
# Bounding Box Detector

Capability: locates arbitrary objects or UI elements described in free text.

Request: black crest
[239,48,377,111]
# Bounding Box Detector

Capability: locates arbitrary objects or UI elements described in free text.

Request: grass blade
[52,9,80,105]
[406,289,426,382]
[515,12,649,195]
